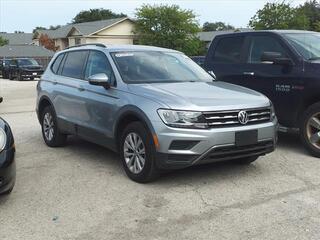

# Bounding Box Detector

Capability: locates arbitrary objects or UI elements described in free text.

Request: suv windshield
[111,51,213,83]
[284,33,320,60]
[18,59,39,66]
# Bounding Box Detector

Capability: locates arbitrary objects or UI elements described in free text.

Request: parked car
[36,44,277,182]
[191,56,205,67]
[8,58,44,81]
[0,59,11,79]
[204,30,320,157]
[0,97,16,195]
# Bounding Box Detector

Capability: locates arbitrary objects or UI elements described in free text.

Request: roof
[211,29,318,38]
[0,45,55,58]
[0,33,33,45]
[37,17,132,39]
[197,28,252,42]
[60,44,179,54]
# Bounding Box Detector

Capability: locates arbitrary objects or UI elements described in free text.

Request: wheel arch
[298,95,320,126]
[113,106,156,151]
[37,96,54,123]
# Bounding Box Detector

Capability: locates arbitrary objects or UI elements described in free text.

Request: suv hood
[21,65,43,70]
[128,81,270,111]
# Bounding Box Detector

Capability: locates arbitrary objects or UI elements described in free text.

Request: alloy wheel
[306,113,320,149]
[123,132,146,174]
[43,112,54,141]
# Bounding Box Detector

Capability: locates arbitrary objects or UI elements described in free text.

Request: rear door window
[61,51,88,79]
[248,36,288,63]
[213,36,245,63]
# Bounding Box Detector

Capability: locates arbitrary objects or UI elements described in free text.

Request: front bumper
[21,71,43,78]
[153,118,278,169]
[0,147,16,194]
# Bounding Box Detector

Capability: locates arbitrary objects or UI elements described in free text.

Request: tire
[18,73,23,81]
[9,72,14,80]
[300,102,320,158]
[120,122,159,183]
[41,105,67,147]
[1,185,14,195]
[233,156,259,165]
[2,72,8,79]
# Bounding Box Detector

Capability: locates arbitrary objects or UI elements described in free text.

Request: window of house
[213,37,245,63]
[75,38,81,45]
[61,51,88,79]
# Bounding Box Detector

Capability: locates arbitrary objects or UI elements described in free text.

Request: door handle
[78,87,85,92]
[243,72,255,76]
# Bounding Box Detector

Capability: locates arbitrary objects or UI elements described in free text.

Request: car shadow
[60,132,308,185]
[0,194,11,204]
[277,132,307,155]
[65,136,263,185]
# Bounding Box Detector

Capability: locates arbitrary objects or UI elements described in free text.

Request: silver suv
[36,44,278,182]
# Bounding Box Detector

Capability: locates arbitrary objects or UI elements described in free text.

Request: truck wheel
[41,106,67,147]
[300,102,320,157]
[2,72,8,79]
[9,73,14,80]
[120,122,159,183]
[18,73,23,81]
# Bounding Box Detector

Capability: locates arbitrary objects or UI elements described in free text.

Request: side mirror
[0,97,3,103]
[88,73,110,89]
[261,52,293,66]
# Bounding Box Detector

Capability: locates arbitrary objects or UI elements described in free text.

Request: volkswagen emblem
[238,110,249,125]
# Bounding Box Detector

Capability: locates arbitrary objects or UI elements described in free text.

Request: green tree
[249,2,308,30]
[296,0,320,31]
[202,21,234,31]
[33,26,47,33]
[49,25,62,30]
[0,36,8,46]
[72,8,126,23]
[135,4,203,56]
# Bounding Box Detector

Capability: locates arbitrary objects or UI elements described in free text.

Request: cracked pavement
[0,78,320,240]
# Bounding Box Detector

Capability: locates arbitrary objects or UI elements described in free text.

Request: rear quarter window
[51,53,65,74]
[213,36,245,63]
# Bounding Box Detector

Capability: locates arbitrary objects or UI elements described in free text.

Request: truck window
[248,36,288,63]
[213,37,245,63]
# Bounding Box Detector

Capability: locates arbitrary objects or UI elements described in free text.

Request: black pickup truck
[8,58,44,81]
[0,59,11,79]
[204,30,320,157]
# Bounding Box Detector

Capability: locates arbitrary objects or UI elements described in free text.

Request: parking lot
[0,78,320,240]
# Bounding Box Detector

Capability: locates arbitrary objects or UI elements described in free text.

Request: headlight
[0,128,7,152]
[270,102,276,120]
[157,109,208,129]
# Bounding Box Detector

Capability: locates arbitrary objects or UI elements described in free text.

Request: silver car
[36,44,278,182]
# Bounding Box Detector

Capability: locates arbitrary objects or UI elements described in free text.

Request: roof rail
[65,43,106,50]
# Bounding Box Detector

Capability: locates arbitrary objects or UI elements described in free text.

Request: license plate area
[235,130,258,147]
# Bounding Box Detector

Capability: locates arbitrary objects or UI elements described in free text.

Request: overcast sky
[0,0,308,33]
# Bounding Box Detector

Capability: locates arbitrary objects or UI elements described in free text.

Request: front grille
[203,107,271,128]
[199,141,274,164]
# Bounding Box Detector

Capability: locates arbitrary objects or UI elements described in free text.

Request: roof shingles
[38,17,129,39]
